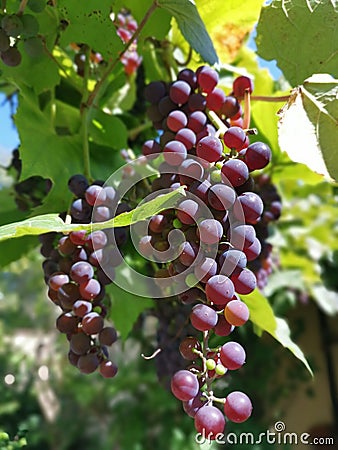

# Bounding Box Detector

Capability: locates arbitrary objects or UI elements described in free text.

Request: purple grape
[179,241,198,266]
[223,126,247,150]
[85,184,106,206]
[214,314,234,336]
[205,274,235,305]
[224,299,250,326]
[171,369,199,401]
[79,279,101,300]
[220,341,246,370]
[188,93,207,111]
[179,336,201,360]
[189,179,211,204]
[243,237,261,261]
[219,249,247,275]
[77,353,100,374]
[208,184,236,210]
[163,140,187,166]
[190,304,217,331]
[70,261,94,284]
[221,158,249,187]
[197,67,219,93]
[99,360,118,378]
[187,111,207,133]
[233,76,253,99]
[183,393,205,418]
[167,110,188,132]
[231,268,257,294]
[82,312,104,335]
[230,224,256,249]
[99,327,117,346]
[221,96,241,118]
[176,199,200,225]
[206,88,226,112]
[176,128,196,150]
[169,80,191,105]
[245,141,271,171]
[194,257,217,283]
[144,81,166,103]
[158,96,176,116]
[142,139,161,159]
[48,272,69,291]
[224,391,252,422]
[194,405,225,439]
[73,300,92,318]
[198,219,223,245]
[177,68,197,89]
[56,312,79,333]
[196,136,223,163]
[70,332,91,355]
[234,192,264,224]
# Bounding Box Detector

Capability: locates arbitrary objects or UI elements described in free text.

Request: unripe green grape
[0,28,10,52]
[21,14,39,38]
[1,47,22,66]
[27,0,46,13]
[24,37,44,58]
[1,14,24,37]
[206,358,216,370]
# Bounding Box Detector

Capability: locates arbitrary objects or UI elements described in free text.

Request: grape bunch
[0,3,44,67]
[137,68,276,438]
[40,174,127,378]
[114,10,142,76]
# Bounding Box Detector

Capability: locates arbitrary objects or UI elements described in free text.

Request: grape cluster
[114,11,142,76]
[249,174,282,289]
[139,68,275,438]
[40,174,127,378]
[0,3,45,67]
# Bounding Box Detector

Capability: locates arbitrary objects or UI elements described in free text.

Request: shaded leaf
[0,186,186,241]
[158,0,218,64]
[256,0,338,86]
[278,75,338,181]
[241,289,313,375]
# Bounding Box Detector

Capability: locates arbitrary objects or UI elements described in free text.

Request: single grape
[167,110,188,132]
[223,127,247,150]
[48,272,69,291]
[214,314,234,336]
[149,214,167,233]
[243,237,261,261]
[188,93,207,112]
[70,198,91,222]
[220,341,246,370]
[99,327,117,346]
[224,391,252,423]
[194,405,225,439]
[198,219,223,245]
[178,241,198,266]
[70,332,91,355]
[176,199,200,225]
[197,66,219,94]
[232,76,253,99]
[245,141,271,171]
[196,136,223,163]
[221,96,241,118]
[221,158,249,187]
[144,81,166,104]
[177,68,197,89]
[194,257,218,283]
[189,179,211,204]
[1,47,22,66]
[171,370,199,401]
[79,278,101,300]
[234,192,264,224]
[68,174,89,197]
[99,360,118,378]
[231,268,256,294]
[163,140,187,166]
[73,300,92,318]
[77,353,100,374]
[85,230,108,251]
[208,184,236,210]
[206,88,226,112]
[58,282,80,309]
[70,261,94,284]
[82,312,104,335]
[205,275,235,305]
[230,224,256,249]
[224,299,250,326]
[190,304,218,331]
[56,312,78,334]
[175,128,196,150]
[2,15,23,37]
[187,111,207,134]
[58,236,76,255]
[219,249,247,276]
[170,80,191,105]
[142,139,161,159]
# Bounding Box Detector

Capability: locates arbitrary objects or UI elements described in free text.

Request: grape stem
[87,0,159,109]
[206,109,229,138]
[141,348,162,360]
[251,95,290,102]
[243,89,251,130]
[17,0,28,14]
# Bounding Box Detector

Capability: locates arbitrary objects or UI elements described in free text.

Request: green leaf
[106,275,154,341]
[14,87,83,214]
[89,111,128,149]
[256,0,338,86]
[58,0,123,60]
[0,186,186,242]
[157,0,218,65]
[0,236,38,268]
[196,0,263,63]
[241,289,313,375]
[278,75,338,181]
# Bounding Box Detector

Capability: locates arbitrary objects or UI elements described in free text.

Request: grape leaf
[58,0,123,59]
[106,276,154,341]
[278,75,338,181]
[157,0,218,65]
[196,0,263,63]
[14,86,83,214]
[0,186,186,242]
[256,0,338,86]
[89,111,128,149]
[241,289,313,375]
